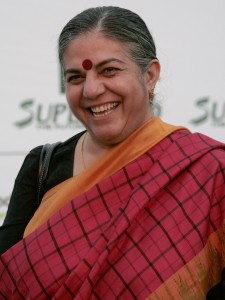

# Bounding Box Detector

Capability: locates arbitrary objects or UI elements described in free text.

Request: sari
[0,118,224,299]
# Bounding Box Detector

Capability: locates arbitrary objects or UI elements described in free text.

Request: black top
[0,132,84,254]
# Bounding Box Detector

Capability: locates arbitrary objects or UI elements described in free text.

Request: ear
[144,59,161,92]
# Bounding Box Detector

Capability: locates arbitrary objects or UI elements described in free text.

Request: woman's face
[63,31,158,146]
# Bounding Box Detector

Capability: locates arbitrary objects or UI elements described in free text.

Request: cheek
[127,82,147,102]
[66,86,81,106]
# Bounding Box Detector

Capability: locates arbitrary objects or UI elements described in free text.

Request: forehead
[63,32,132,67]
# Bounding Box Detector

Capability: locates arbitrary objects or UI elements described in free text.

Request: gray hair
[58,6,157,72]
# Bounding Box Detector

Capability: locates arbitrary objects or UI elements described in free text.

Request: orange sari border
[24,117,187,237]
[146,223,225,300]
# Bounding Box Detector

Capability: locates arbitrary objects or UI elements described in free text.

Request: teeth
[91,102,118,113]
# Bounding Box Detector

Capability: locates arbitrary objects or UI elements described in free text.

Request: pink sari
[0,121,225,299]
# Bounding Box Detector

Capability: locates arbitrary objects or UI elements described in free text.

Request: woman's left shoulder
[176,130,225,154]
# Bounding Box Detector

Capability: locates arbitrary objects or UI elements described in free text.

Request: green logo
[190,97,225,126]
[14,99,83,129]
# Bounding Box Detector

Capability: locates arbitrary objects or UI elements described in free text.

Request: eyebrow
[64,58,126,76]
[95,58,126,68]
[64,68,80,77]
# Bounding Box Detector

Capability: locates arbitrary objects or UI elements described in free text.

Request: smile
[89,102,119,117]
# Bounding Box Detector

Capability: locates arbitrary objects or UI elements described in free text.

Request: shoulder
[165,130,225,196]
[27,130,86,155]
[169,130,225,156]
[182,132,225,181]
[160,130,225,177]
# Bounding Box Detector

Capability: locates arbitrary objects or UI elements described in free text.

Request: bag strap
[37,142,61,206]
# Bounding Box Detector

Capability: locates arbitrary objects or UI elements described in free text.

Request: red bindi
[82,59,93,70]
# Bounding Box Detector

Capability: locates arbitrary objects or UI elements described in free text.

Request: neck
[83,133,112,168]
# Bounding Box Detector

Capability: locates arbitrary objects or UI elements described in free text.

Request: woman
[0,6,224,300]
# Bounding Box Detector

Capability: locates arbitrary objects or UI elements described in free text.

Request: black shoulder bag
[37,142,61,206]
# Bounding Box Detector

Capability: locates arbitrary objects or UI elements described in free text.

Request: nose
[83,73,106,99]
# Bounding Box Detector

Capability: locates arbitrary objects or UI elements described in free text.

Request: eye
[102,67,120,76]
[66,74,84,84]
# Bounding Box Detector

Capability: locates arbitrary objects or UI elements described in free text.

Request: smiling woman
[63,31,159,152]
[0,6,225,300]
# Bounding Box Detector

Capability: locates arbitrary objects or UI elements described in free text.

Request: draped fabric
[24,117,183,237]
[0,129,225,299]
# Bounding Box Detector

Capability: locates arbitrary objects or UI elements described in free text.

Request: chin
[97,131,129,146]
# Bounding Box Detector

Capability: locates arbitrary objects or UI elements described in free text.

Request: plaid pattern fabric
[0,130,225,299]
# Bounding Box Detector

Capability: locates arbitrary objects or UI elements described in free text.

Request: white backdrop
[0,0,225,221]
